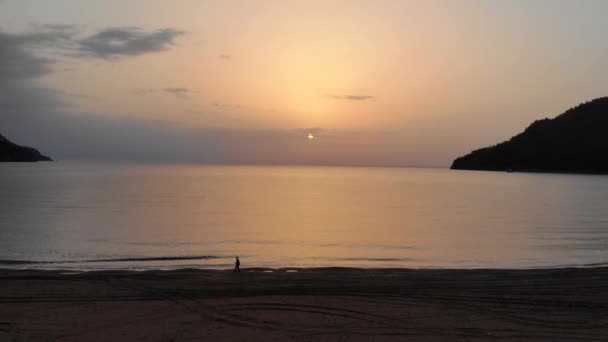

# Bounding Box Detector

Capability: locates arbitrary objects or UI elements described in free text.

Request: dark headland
[0,134,52,162]
[451,97,608,174]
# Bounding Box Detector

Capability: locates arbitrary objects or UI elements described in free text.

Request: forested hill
[451,97,608,174]
[0,134,52,162]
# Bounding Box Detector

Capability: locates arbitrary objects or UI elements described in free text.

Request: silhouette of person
[234,256,240,273]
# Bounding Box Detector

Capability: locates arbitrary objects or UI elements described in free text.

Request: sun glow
[307,133,315,139]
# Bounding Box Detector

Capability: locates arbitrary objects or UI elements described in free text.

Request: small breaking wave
[0,255,221,265]
[332,257,415,262]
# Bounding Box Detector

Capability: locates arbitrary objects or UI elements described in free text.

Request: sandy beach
[1,267,607,341]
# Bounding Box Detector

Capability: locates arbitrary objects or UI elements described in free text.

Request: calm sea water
[1,162,608,270]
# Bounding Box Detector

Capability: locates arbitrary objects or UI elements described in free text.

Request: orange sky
[2,0,608,166]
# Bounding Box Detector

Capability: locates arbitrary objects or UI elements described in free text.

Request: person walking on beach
[234,256,240,273]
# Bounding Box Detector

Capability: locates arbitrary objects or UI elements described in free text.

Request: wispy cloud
[219,53,231,60]
[327,94,374,101]
[163,87,191,99]
[133,88,158,95]
[133,87,195,99]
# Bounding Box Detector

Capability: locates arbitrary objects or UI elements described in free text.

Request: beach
[1,267,607,341]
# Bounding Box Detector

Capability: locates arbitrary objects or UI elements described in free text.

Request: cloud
[133,88,159,95]
[40,24,78,31]
[219,53,231,60]
[0,31,59,80]
[1,25,186,144]
[163,87,191,99]
[0,29,71,131]
[77,27,184,59]
[0,25,187,158]
[328,94,374,101]
[344,95,373,100]
[10,24,78,50]
[211,102,228,109]
[0,28,70,120]
[133,87,194,99]
[1,25,184,63]
[0,26,413,166]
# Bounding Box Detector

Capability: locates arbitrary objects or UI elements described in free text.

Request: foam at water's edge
[0,255,222,265]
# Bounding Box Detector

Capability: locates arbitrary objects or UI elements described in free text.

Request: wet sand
[1,267,607,341]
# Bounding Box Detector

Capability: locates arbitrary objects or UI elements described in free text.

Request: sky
[2,0,608,167]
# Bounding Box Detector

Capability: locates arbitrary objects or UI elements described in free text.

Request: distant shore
[1,267,607,341]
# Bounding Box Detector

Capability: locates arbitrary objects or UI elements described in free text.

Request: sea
[1,162,608,270]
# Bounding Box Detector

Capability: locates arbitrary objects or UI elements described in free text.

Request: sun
[307,133,315,139]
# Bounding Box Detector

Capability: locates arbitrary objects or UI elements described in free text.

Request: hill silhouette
[451,97,608,174]
[0,134,52,162]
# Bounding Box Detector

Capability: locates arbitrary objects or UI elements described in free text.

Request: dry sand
[1,267,607,341]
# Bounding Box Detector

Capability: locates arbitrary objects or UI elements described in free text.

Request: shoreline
[2,261,608,272]
[2,267,607,340]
